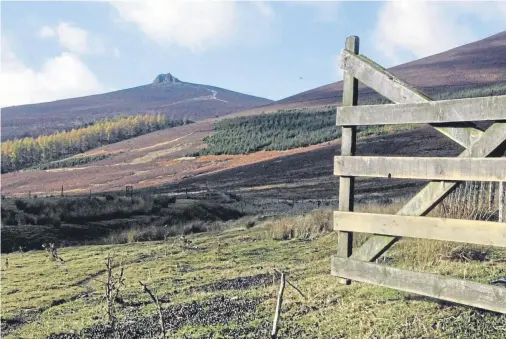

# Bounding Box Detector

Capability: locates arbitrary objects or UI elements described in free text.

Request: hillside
[0,73,272,141]
[2,31,506,197]
[236,30,506,114]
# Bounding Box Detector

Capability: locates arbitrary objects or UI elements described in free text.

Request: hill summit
[152,73,181,86]
[1,73,272,140]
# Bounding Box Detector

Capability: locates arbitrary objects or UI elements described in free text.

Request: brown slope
[0,120,337,196]
[0,73,272,141]
[237,30,506,115]
[158,126,463,201]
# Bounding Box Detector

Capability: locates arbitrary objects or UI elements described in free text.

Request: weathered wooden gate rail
[331,36,506,314]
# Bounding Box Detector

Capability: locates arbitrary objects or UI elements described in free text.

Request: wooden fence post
[499,181,505,222]
[337,36,359,285]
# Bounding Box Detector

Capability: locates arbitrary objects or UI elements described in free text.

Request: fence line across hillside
[331,35,506,314]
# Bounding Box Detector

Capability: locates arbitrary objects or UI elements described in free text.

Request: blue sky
[1,1,506,107]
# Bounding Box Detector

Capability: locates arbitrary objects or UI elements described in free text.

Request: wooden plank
[352,122,506,262]
[337,95,506,126]
[340,50,428,104]
[333,211,506,247]
[340,49,483,148]
[331,257,506,314]
[336,36,359,285]
[334,156,506,182]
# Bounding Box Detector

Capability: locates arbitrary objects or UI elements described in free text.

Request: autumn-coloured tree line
[1,113,191,173]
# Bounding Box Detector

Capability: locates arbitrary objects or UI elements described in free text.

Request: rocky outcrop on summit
[152,73,181,86]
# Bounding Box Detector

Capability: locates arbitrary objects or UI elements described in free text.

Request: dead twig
[180,235,191,250]
[139,281,167,338]
[42,243,67,272]
[271,271,285,338]
[104,254,125,334]
[274,269,306,300]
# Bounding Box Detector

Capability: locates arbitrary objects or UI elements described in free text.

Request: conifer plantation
[194,109,339,156]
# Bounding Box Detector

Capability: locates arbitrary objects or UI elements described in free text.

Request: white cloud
[110,0,276,52]
[373,1,473,63]
[373,1,506,64]
[38,22,105,55]
[1,36,106,107]
[113,47,120,58]
[38,26,55,38]
[234,2,277,48]
[56,22,92,55]
[111,0,237,52]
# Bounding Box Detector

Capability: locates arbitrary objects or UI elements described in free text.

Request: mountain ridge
[1,73,272,141]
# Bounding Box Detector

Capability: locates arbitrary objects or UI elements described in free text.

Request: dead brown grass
[266,210,332,240]
[354,197,495,268]
[267,193,499,273]
[430,181,499,221]
[265,203,404,242]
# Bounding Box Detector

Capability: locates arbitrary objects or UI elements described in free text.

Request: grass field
[2,209,505,338]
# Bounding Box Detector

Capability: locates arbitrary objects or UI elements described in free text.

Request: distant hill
[0,73,272,140]
[3,31,506,197]
[240,30,506,114]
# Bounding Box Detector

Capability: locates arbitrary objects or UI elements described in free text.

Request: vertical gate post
[336,36,359,284]
[499,181,505,222]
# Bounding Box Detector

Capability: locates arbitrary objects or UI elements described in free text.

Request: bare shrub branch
[139,281,167,338]
[103,254,125,333]
[42,243,67,272]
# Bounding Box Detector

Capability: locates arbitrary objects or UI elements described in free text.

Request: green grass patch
[2,210,505,338]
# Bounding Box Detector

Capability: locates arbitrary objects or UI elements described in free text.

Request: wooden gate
[331,36,506,313]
